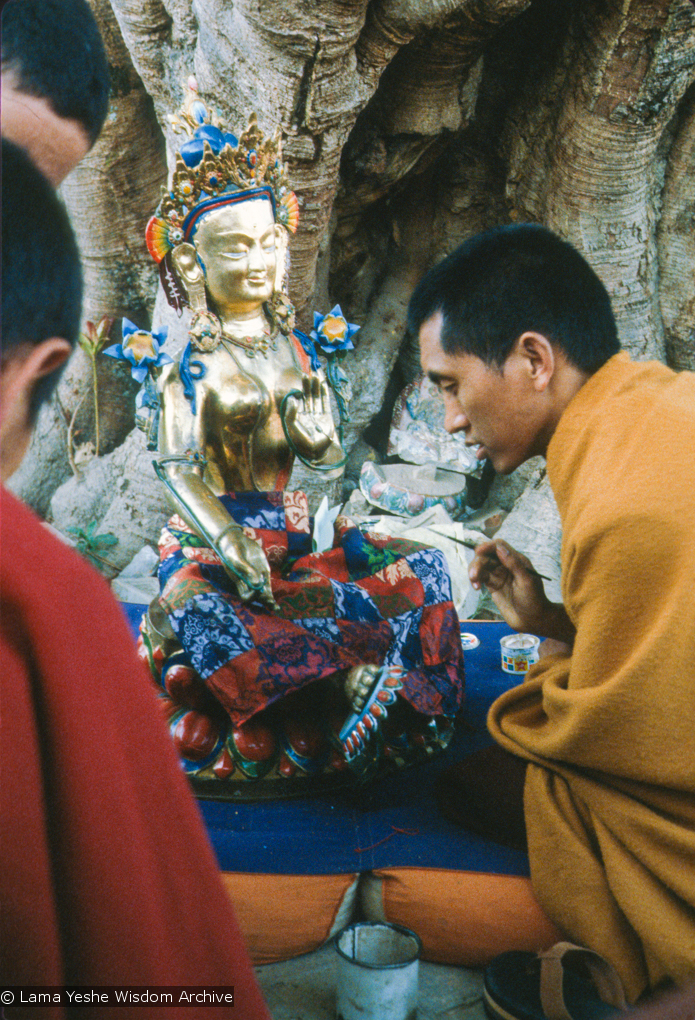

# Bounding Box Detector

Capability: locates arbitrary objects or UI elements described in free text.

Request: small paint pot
[335,921,421,1020]
[500,633,540,674]
[460,631,480,650]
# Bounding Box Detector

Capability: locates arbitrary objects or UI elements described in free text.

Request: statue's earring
[273,225,290,296]
[267,226,295,337]
[171,243,221,352]
[171,244,206,309]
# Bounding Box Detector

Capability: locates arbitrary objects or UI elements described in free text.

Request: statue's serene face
[193,198,279,313]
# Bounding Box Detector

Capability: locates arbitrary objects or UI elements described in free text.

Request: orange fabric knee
[220,872,359,965]
[361,867,563,967]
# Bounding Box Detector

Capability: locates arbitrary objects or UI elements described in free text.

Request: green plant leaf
[92,533,118,548]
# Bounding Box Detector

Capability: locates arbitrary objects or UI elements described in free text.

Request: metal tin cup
[335,921,421,1020]
[500,633,540,674]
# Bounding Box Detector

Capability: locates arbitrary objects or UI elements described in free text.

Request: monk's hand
[285,375,343,470]
[217,525,277,611]
[538,637,573,659]
[469,540,559,637]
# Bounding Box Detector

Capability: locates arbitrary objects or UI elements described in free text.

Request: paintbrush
[442,534,553,582]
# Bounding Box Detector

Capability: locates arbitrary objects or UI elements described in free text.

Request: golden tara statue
[131,80,464,789]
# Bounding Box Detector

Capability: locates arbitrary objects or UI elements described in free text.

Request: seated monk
[412,224,695,1005]
[127,81,464,787]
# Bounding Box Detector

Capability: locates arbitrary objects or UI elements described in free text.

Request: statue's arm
[156,363,276,608]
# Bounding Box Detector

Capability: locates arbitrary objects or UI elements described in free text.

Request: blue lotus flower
[310,305,359,355]
[103,319,172,383]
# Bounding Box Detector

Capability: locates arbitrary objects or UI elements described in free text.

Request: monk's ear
[1,338,72,417]
[1,338,72,481]
[17,336,72,384]
[514,332,555,392]
[28,337,73,380]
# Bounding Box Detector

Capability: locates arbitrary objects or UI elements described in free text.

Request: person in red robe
[1,138,270,1019]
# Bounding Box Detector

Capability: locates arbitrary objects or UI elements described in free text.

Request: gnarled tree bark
[13,0,695,572]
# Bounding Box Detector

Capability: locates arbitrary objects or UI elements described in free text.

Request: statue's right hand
[217,525,278,611]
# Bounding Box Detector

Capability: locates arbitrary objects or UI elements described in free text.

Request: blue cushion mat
[121,603,528,877]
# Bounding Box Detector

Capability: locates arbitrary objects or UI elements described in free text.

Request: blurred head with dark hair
[1,0,109,183]
[412,225,620,475]
[1,139,83,479]
[409,224,619,372]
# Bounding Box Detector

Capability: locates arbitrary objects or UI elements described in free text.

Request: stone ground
[256,943,488,1019]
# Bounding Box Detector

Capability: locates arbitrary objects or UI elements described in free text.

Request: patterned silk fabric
[158,491,464,727]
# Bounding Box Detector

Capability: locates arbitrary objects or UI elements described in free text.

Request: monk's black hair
[1,139,83,419]
[407,224,620,373]
[1,0,109,146]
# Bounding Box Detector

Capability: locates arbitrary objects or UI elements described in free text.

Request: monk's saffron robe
[489,353,695,1001]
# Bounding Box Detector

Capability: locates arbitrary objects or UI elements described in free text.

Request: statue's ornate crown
[146,77,299,263]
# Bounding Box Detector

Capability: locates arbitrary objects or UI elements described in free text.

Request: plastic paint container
[335,921,421,1020]
[500,633,540,674]
[460,631,480,650]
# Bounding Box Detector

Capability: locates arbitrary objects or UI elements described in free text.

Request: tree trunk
[8,0,165,514]
[17,0,695,570]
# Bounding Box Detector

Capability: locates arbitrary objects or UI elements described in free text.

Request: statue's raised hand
[285,374,344,468]
[216,524,277,611]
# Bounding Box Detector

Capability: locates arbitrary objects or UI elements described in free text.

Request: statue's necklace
[220,324,279,359]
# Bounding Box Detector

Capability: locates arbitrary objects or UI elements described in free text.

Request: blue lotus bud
[191,101,207,124]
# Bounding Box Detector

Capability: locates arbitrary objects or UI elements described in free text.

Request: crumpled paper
[361,503,486,619]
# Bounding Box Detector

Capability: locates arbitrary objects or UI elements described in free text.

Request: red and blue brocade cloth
[154,490,464,776]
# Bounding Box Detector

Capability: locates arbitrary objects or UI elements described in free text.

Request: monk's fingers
[478,561,510,593]
[493,540,537,579]
[469,539,540,593]
[469,546,510,591]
